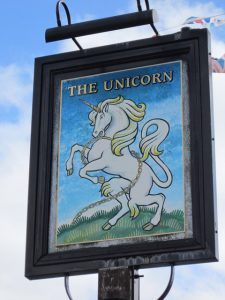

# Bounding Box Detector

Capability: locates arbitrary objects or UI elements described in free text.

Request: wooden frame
[25,28,218,280]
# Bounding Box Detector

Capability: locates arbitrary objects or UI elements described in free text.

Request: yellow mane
[89,95,146,156]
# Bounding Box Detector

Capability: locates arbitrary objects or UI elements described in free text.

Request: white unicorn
[66,95,172,231]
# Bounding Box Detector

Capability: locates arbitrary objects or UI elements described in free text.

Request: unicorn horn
[80,99,100,112]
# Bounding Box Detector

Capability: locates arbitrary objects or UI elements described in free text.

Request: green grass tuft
[57,206,184,245]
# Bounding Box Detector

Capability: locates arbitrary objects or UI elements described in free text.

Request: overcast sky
[0,0,225,299]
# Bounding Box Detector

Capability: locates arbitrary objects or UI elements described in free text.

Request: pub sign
[25,28,218,279]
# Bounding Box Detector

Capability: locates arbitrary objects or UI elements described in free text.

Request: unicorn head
[92,103,113,137]
[81,96,146,155]
[80,99,112,137]
[81,96,124,138]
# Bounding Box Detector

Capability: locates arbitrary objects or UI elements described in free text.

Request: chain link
[72,138,143,224]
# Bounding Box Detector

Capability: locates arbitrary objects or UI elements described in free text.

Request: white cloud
[0,65,32,110]
[154,0,223,32]
[58,26,149,53]
[209,74,225,274]
[211,38,225,57]
[0,64,32,298]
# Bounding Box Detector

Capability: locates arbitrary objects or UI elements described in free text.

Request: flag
[183,15,225,28]
[210,16,225,27]
[183,16,205,26]
[211,55,225,73]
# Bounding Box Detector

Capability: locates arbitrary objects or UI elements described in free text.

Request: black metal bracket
[137,0,150,11]
[64,265,175,300]
[136,0,159,36]
[65,276,74,300]
[157,265,175,300]
[45,0,159,49]
[56,1,83,50]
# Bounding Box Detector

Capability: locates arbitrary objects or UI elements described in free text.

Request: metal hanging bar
[46,10,157,43]
[137,0,150,11]
[157,265,175,300]
[56,1,83,50]
[46,3,159,43]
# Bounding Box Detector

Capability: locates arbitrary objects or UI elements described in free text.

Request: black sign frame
[25,28,218,280]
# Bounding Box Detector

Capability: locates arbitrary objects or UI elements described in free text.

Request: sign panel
[26,29,217,279]
[54,61,186,247]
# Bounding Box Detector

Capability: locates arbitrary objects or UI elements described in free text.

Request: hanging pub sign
[25,28,218,279]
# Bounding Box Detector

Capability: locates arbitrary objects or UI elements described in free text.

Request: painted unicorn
[66,95,172,231]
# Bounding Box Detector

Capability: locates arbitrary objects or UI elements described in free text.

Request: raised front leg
[66,144,90,176]
[79,158,106,184]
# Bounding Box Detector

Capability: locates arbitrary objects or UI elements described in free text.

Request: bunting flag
[210,16,225,27]
[183,15,225,28]
[211,54,225,73]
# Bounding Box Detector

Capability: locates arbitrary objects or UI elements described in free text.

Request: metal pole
[98,268,140,300]
[45,10,156,43]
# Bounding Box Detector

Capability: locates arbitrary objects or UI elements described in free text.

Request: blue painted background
[58,61,184,225]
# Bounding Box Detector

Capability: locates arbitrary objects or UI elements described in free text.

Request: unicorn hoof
[130,207,140,219]
[67,168,73,176]
[102,222,112,231]
[98,176,105,184]
[143,222,154,231]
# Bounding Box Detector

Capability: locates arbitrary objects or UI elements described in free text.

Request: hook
[136,0,159,35]
[137,0,142,12]
[56,1,83,50]
[137,0,150,11]
[157,265,175,300]
[64,276,74,300]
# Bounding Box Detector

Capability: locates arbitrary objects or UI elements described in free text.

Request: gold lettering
[104,80,113,91]
[77,84,87,95]
[68,70,173,97]
[68,86,76,97]
[115,79,125,90]
[152,73,162,84]
[131,76,140,87]
[163,71,173,82]
[125,77,132,88]
[89,83,98,94]
[140,75,151,86]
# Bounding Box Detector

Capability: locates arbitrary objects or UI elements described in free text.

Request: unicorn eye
[100,114,104,119]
